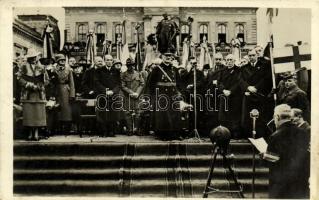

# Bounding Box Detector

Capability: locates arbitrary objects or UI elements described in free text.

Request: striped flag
[273,45,311,73]
[120,8,130,72]
[181,38,189,69]
[198,37,213,70]
[85,30,96,65]
[42,24,54,63]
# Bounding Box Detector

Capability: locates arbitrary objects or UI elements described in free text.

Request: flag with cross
[273,45,311,73]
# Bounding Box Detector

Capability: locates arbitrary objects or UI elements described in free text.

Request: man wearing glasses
[240,49,273,138]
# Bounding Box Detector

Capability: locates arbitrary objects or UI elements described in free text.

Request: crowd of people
[13,44,310,141]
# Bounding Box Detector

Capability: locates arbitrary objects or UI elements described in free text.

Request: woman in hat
[17,50,49,140]
[55,54,75,134]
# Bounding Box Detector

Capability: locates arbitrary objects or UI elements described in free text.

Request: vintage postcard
[0,0,318,199]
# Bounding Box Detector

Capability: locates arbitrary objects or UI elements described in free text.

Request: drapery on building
[64,7,258,61]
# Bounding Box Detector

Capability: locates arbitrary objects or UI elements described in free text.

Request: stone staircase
[14,140,269,198]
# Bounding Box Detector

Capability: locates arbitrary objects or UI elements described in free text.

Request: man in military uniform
[278,75,310,122]
[94,55,121,137]
[156,13,180,54]
[240,49,273,138]
[145,53,184,140]
[121,58,145,135]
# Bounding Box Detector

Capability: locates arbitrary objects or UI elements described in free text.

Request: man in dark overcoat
[94,55,121,137]
[240,49,273,138]
[217,54,243,138]
[263,104,310,199]
[202,53,226,133]
[179,57,205,135]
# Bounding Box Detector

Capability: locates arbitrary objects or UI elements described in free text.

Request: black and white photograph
[0,0,318,199]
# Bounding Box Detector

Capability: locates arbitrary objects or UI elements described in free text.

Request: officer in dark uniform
[144,52,184,140]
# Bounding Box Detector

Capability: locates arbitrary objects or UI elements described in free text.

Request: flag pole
[267,8,278,106]
[269,41,277,106]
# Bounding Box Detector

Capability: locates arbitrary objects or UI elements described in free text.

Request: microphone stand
[250,109,259,198]
[193,64,201,143]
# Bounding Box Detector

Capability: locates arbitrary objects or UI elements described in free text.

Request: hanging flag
[120,8,129,72]
[85,29,96,65]
[273,45,311,73]
[198,36,212,70]
[266,8,279,23]
[135,22,142,71]
[42,21,54,64]
[181,38,189,69]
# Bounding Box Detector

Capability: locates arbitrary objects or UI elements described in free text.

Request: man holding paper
[262,104,310,198]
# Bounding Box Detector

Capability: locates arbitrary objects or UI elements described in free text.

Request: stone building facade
[17,15,61,51]
[13,14,60,58]
[64,7,258,59]
[13,18,43,57]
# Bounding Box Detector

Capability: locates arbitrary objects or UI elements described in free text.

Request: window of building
[78,23,88,42]
[235,24,245,43]
[96,23,106,47]
[199,24,208,43]
[114,24,123,43]
[217,24,227,44]
[131,22,144,44]
[180,24,189,43]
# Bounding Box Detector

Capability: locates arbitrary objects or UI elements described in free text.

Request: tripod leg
[203,148,218,198]
[223,154,245,198]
